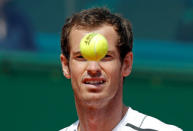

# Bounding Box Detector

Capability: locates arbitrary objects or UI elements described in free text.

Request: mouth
[82,78,106,86]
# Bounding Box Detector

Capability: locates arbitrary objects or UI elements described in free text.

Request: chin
[81,93,112,108]
[83,100,107,109]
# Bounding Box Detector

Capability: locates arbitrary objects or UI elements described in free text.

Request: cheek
[102,62,122,98]
[101,61,122,83]
[69,61,86,83]
[111,68,122,86]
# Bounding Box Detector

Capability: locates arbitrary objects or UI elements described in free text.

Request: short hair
[61,7,133,62]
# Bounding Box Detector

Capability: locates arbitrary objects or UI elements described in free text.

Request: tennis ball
[80,33,108,61]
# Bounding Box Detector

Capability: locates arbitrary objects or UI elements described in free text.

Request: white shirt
[60,107,182,131]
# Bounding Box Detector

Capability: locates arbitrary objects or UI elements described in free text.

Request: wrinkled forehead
[71,23,119,34]
[69,24,119,48]
[68,24,120,56]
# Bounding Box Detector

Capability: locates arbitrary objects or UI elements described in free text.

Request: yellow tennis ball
[80,33,108,61]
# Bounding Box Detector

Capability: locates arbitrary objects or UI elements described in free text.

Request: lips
[82,78,106,85]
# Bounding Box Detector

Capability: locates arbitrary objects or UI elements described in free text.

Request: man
[60,7,182,131]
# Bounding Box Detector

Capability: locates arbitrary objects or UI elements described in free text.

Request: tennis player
[60,7,182,131]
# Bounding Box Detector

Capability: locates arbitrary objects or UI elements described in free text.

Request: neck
[75,89,128,131]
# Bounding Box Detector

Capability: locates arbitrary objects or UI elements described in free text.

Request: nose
[87,61,101,77]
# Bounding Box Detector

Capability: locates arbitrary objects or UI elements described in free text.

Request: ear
[60,54,71,79]
[121,52,133,77]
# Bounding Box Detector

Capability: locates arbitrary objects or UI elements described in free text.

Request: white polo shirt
[60,107,182,131]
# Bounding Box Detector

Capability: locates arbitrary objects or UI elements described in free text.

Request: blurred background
[0,0,193,130]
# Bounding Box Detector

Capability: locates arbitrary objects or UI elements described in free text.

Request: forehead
[69,25,119,52]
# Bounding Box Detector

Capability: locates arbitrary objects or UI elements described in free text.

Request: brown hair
[61,7,133,62]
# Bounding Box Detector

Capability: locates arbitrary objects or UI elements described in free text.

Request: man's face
[61,24,133,107]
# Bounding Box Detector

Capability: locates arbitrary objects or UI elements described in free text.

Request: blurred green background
[0,0,193,130]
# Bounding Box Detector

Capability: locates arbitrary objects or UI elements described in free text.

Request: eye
[75,55,86,61]
[105,55,112,58]
[101,54,113,61]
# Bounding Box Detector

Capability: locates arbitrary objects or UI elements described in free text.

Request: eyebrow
[73,51,81,56]
[73,51,115,56]
[107,51,114,54]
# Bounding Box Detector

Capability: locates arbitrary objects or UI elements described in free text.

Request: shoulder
[124,107,183,131]
[141,115,183,131]
[59,121,79,131]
